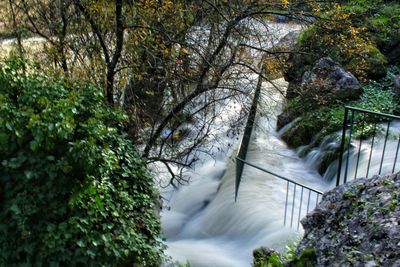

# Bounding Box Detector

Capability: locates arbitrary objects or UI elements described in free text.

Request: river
[161,77,332,267]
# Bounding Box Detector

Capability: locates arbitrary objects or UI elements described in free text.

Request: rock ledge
[298,173,400,267]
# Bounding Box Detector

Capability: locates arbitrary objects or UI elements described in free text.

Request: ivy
[0,59,164,266]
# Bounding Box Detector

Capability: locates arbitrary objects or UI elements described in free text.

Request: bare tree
[5,0,314,186]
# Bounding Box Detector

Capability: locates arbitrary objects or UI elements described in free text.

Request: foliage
[1,0,329,185]
[287,248,317,267]
[284,63,399,144]
[252,246,317,267]
[281,64,399,176]
[364,3,400,55]
[252,248,284,267]
[289,0,400,85]
[355,84,398,114]
[0,59,163,266]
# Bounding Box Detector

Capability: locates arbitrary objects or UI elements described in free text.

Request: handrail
[336,106,400,186]
[233,70,324,230]
[235,72,264,201]
[236,157,323,229]
[236,157,324,195]
[344,106,400,120]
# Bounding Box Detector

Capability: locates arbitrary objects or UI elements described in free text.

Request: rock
[252,247,283,267]
[299,57,362,106]
[277,31,299,51]
[297,172,400,266]
[387,42,400,64]
[394,75,400,98]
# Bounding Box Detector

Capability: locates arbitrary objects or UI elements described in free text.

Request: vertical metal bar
[354,113,366,179]
[235,159,243,202]
[379,121,391,175]
[344,109,355,183]
[392,136,400,173]
[297,187,304,230]
[366,121,377,178]
[290,184,297,228]
[283,181,289,226]
[306,190,311,214]
[234,73,264,201]
[316,193,320,208]
[336,107,349,186]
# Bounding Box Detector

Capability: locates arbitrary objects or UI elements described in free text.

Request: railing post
[235,159,243,202]
[234,71,264,201]
[336,107,349,186]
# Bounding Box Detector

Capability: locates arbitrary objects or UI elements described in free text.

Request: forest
[0,0,399,266]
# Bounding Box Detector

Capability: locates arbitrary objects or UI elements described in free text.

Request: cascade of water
[161,79,330,267]
[323,122,400,184]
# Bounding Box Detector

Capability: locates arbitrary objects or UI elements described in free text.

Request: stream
[161,78,332,267]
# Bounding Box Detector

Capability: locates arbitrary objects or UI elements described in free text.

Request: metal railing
[236,158,323,230]
[336,106,400,186]
[235,73,263,201]
[234,72,324,230]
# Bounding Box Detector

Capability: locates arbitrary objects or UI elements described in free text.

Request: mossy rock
[347,45,387,81]
[252,247,317,267]
[287,248,317,267]
[253,248,284,267]
[281,118,323,149]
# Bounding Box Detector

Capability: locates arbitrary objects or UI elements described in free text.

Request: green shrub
[356,80,398,114]
[367,4,400,54]
[289,1,400,82]
[0,59,163,266]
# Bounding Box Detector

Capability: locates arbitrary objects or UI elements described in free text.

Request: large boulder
[298,57,361,106]
[277,58,361,131]
[297,173,400,266]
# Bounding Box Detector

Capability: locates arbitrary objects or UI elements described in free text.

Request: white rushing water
[158,20,400,267]
[322,122,400,184]
[161,79,331,267]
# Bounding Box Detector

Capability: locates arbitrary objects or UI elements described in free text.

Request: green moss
[347,44,387,79]
[288,248,317,267]
[289,1,400,82]
[367,4,400,53]
[253,248,284,267]
[252,247,317,267]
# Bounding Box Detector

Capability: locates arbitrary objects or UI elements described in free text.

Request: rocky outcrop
[297,173,400,267]
[299,57,361,105]
[277,57,361,131]
[253,173,400,267]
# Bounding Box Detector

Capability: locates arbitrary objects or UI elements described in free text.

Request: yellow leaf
[145,91,154,96]
[180,48,191,55]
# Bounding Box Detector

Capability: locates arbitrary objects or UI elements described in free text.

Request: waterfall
[161,79,331,267]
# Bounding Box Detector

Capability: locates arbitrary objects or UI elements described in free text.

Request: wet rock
[297,172,400,266]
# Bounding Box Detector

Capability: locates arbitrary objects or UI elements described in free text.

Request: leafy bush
[366,3,400,55]
[0,59,163,266]
[290,1,400,83]
[356,84,398,114]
